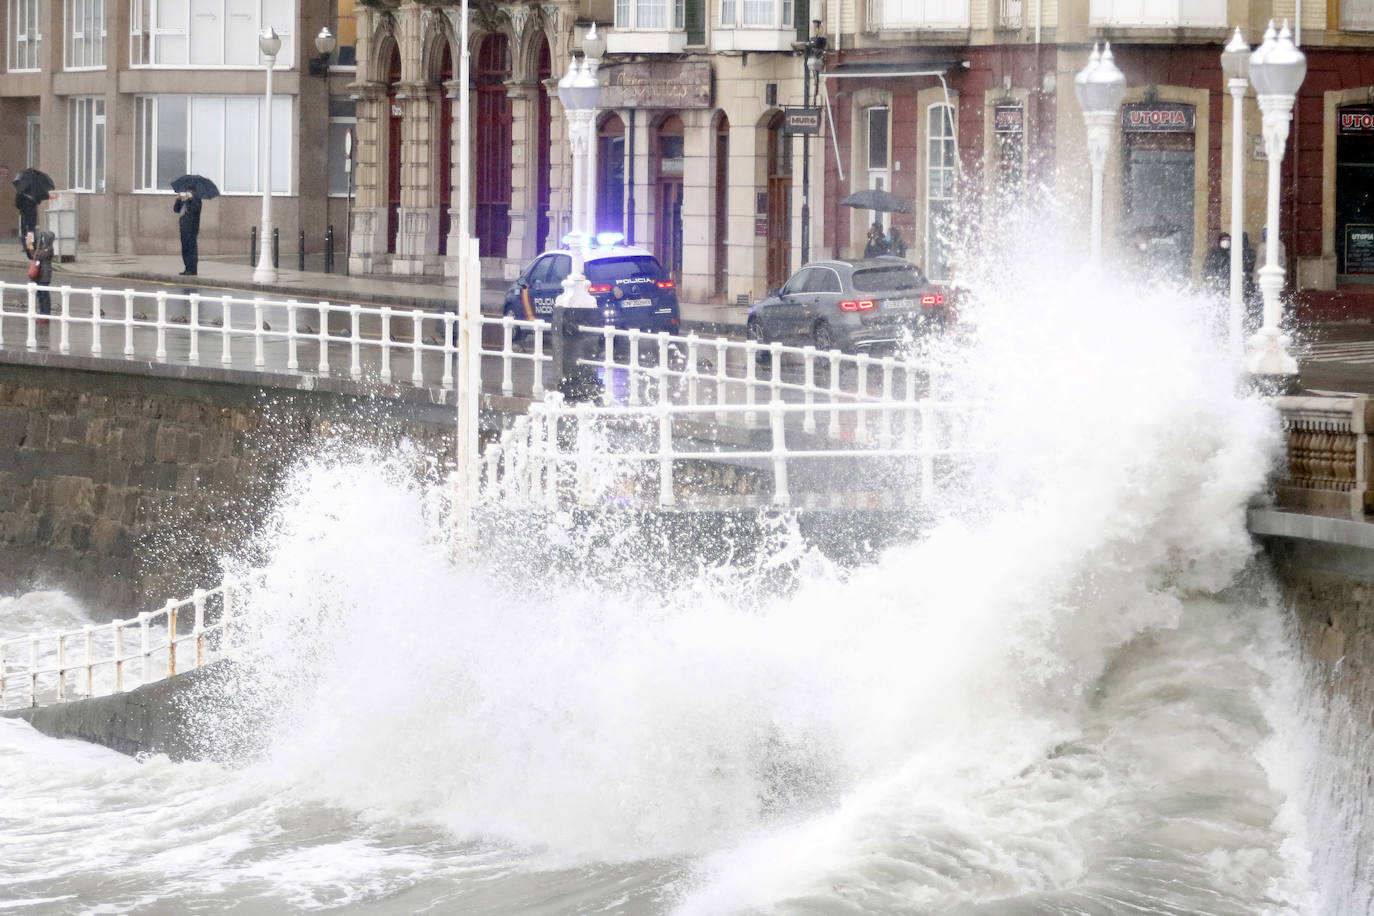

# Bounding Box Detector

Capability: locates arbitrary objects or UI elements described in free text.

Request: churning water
[3,222,1373,914]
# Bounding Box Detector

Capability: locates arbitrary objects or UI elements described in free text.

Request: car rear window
[851,265,924,292]
[587,256,667,284]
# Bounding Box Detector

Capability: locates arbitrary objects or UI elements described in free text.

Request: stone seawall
[0,353,457,619]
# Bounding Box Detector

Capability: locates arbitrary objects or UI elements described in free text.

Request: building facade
[0,0,358,267]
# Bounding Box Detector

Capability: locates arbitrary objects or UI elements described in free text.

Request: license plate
[884,298,916,310]
[623,298,653,308]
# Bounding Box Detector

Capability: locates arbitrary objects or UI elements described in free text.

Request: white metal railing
[480,392,985,509]
[0,280,937,428]
[0,572,264,711]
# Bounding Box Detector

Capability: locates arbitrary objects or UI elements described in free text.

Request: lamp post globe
[1245,20,1305,386]
[253,27,280,284]
[315,27,336,58]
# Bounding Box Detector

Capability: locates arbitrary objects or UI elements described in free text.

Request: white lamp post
[1074,43,1127,264]
[551,51,602,396]
[1246,20,1305,387]
[1222,28,1250,362]
[581,23,605,239]
[253,27,281,285]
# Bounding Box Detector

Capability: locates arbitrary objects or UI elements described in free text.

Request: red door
[475,35,512,258]
[386,48,401,255]
[766,114,792,289]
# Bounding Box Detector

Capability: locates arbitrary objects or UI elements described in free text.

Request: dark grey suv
[746,257,948,353]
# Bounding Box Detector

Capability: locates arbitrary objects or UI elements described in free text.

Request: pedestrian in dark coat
[173,191,202,276]
[15,192,37,255]
[24,228,54,316]
[1201,232,1234,298]
[864,221,888,258]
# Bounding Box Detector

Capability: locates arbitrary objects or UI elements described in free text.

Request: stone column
[504,79,537,276]
[391,78,438,276]
[441,78,465,278]
[348,81,387,274]
[679,110,711,303]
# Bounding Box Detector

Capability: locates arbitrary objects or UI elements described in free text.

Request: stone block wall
[0,358,456,619]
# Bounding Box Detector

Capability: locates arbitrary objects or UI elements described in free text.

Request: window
[1345,0,1374,30]
[867,106,890,228]
[9,0,40,72]
[926,103,956,281]
[616,0,684,30]
[1089,0,1223,27]
[66,0,105,69]
[69,98,106,192]
[135,94,293,194]
[869,0,968,30]
[332,0,356,66]
[328,98,356,196]
[25,116,39,168]
[130,0,296,67]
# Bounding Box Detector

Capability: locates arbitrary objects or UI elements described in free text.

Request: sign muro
[1121,103,1195,133]
[1340,108,1374,133]
[599,62,712,109]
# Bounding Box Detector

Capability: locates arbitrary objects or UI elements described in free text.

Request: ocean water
[3,228,1371,915]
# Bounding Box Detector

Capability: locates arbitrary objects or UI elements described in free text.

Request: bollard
[250,226,258,266]
[298,230,305,271]
[272,228,279,268]
[325,226,335,274]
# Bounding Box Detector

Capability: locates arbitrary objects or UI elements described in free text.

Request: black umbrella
[170,174,220,200]
[839,188,913,214]
[12,168,54,205]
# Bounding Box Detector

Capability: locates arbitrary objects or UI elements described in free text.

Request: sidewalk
[4,248,747,339]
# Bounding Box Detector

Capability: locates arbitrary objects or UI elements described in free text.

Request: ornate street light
[552,49,603,398]
[1222,28,1250,362]
[309,27,337,76]
[1246,20,1305,388]
[252,27,282,285]
[1074,42,1127,264]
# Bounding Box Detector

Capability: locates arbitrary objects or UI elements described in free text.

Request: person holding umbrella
[171,174,219,277]
[12,168,54,255]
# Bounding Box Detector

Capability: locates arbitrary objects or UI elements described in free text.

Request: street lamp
[1246,20,1305,388]
[800,32,826,265]
[552,50,602,399]
[1074,42,1126,264]
[253,27,281,285]
[309,27,336,77]
[1222,28,1250,362]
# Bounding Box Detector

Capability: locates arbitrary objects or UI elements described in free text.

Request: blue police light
[595,231,625,248]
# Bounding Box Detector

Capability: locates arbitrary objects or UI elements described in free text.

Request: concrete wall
[0,354,457,619]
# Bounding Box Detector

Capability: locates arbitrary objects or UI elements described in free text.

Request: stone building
[0,1,359,266]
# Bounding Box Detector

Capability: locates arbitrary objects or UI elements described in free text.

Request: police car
[503,234,680,336]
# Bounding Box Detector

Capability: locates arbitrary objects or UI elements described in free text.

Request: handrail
[0,281,938,420]
[0,571,266,711]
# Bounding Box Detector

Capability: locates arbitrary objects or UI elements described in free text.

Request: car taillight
[656,280,675,289]
[920,294,945,306]
[588,284,611,294]
[839,299,876,312]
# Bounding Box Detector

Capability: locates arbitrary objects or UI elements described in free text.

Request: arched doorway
[436,42,453,255]
[536,41,552,252]
[765,112,791,289]
[714,112,730,299]
[655,115,684,283]
[475,34,513,258]
[386,45,402,255]
[599,113,626,236]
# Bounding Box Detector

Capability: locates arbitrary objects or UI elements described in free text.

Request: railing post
[155,289,168,361]
[28,636,38,707]
[919,400,935,500]
[629,331,642,405]
[744,338,759,426]
[83,625,93,698]
[58,287,71,354]
[686,334,700,407]
[410,309,424,387]
[139,612,151,687]
[56,633,67,702]
[123,289,136,357]
[349,303,362,379]
[193,588,206,670]
[657,332,670,405]
[659,403,675,507]
[89,288,103,357]
[112,620,123,694]
[440,312,455,390]
[24,284,36,350]
[501,315,515,396]
[715,338,728,425]
[252,297,266,368]
[220,295,233,365]
[165,600,178,678]
[828,348,842,437]
[531,323,546,399]
[771,396,789,507]
[187,292,201,363]
[802,348,817,434]
[543,394,563,511]
[379,306,393,383]
[879,357,895,448]
[576,403,594,507]
[286,300,300,371]
[317,302,331,375]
